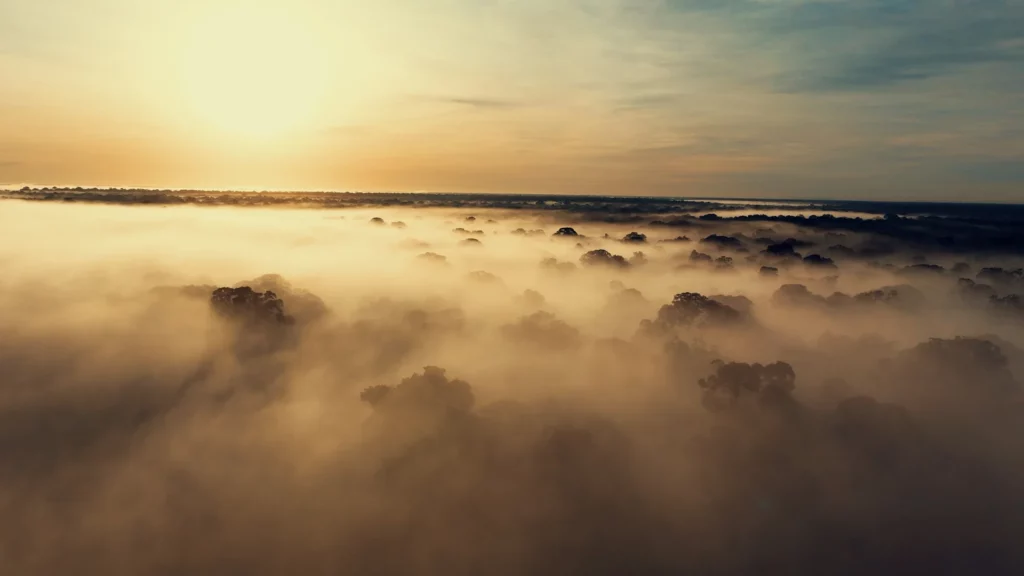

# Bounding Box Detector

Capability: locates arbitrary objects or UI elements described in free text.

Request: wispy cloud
[412,95,525,109]
[952,160,1024,183]
[660,0,1024,91]
[611,93,683,113]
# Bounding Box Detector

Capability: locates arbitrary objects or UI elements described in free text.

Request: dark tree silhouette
[467,270,502,284]
[765,242,798,256]
[540,257,577,272]
[553,227,579,237]
[652,292,742,329]
[854,284,925,308]
[990,294,1023,313]
[826,291,854,306]
[772,284,826,307]
[885,337,1019,407]
[360,384,392,407]
[608,286,648,308]
[361,366,474,415]
[901,263,944,275]
[698,360,796,411]
[207,286,300,362]
[829,244,857,257]
[210,287,293,325]
[517,289,547,308]
[803,254,837,268]
[580,249,629,268]
[711,294,752,314]
[417,252,448,264]
[501,311,582,350]
[239,274,328,324]
[978,267,1023,285]
[700,234,742,248]
[958,278,995,304]
[513,228,546,236]
[689,250,713,263]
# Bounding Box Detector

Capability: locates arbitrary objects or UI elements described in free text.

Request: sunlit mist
[2,191,1024,574]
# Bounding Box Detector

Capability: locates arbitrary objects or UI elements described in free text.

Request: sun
[181,6,326,140]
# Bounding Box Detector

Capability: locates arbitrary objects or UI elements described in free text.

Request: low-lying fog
[1,199,1023,575]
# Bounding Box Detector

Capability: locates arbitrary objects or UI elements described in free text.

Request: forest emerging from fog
[1,191,1024,575]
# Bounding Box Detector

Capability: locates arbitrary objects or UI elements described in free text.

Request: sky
[1,0,1022,201]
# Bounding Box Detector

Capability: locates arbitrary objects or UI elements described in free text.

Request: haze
[2,192,1024,574]
[4,0,1024,572]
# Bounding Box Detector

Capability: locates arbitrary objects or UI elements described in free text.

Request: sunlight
[181,5,327,140]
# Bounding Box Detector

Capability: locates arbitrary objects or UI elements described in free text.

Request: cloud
[413,95,525,109]
[657,0,1024,91]
[3,198,1024,573]
[611,93,683,112]
[952,159,1024,183]
[444,97,522,108]
[758,0,1023,91]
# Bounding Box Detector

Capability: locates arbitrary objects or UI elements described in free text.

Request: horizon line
[4,185,1024,207]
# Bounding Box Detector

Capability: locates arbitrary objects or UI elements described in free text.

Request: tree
[764,242,797,257]
[360,384,392,407]
[990,294,1023,314]
[417,252,448,264]
[698,360,796,411]
[689,250,713,263]
[772,284,826,307]
[361,366,474,414]
[701,234,742,248]
[210,286,293,325]
[803,254,837,268]
[853,284,924,308]
[654,292,742,329]
[580,249,629,268]
[501,311,581,350]
[541,257,576,272]
[884,337,1018,409]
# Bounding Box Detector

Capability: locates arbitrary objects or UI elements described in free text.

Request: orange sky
[2,0,1023,201]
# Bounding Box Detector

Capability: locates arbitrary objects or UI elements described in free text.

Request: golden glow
[181,5,327,140]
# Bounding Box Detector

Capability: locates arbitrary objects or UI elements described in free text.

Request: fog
[1,198,1023,575]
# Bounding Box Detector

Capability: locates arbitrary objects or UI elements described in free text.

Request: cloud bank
[1,195,1023,574]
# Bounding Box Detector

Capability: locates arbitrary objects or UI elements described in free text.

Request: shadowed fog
[1,195,1024,575]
